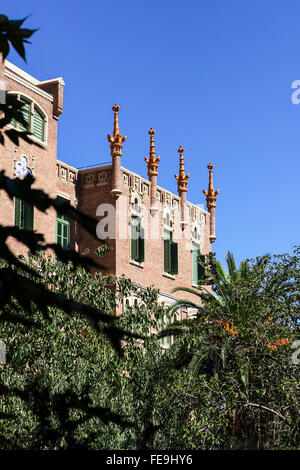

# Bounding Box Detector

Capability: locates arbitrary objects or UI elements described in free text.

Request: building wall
[0,61,79,256]
[77,165,212,304]
[0,61,216,309]
[116,168,212,303]
[77,165,117,275]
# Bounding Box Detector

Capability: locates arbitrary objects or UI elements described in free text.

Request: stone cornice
[4,69,54,102]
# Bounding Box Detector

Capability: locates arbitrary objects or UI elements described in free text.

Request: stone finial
[145,128,160,176]
[203,163,219,209]
[107,104,126,157]
[175,146,190,193]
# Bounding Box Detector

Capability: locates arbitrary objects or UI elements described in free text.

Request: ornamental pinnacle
[175,145,190,193]
[107,104,127,157]
[145,127,160,176]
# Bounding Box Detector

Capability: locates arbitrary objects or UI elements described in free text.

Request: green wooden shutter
[158,317,163,345]
[171,242,178,275]
[15,198,33,230]
[56,220,62,247]
[14,197,21,228]
[131,217,138,261]
[164,315,170,346]
[138,227,145,262]
[19,100,30,131]
[33,107,45,141]
[197,253,206,281]
[192,250,198,284]
[24,202,34,231]
[56,219,70,249]
[164,239,171,273]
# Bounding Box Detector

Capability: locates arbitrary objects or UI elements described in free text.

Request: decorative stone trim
[7,91,48,146]
[56,161,77,184]
[129,260,144,269]
[5,69,53,102]
[57,190,71,200]
[97,171,107,185]
[162,272,175,280]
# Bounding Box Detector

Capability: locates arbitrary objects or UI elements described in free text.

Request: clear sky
[3,0,300,267]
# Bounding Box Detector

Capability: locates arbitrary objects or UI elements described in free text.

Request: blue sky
[3,0,300,266]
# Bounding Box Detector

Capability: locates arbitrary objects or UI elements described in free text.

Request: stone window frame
[191,220,203,247]
[130,192,143,217]
[7,91,48,145]
[162,205,174,231]
[129,192,145,265]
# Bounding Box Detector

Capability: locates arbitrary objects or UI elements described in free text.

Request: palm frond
[226,251,237,281]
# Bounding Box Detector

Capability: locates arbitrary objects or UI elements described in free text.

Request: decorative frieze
[141,182,149,197]
[84,172,95,186]
[165,192,171,206]
[56,162,77,184]
[172,198,180,211]
[69,171,76,183]
[134,176,140,193]
[97,171,107,185]
[123,173,129,187]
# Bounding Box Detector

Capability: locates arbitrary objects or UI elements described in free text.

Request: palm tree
[172,251,250,317]
[161,251,252,377]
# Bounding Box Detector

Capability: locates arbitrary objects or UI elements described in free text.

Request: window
[158,314,171,347]
[18,98,30,131]
[33,107,45,141]
[163,229,178,275]
[14,197,34,231]
[131,197,141,214]
[8,93,47,143]
[192,245,206,285]
[131,215,145,263]
[158,312,180,347]
[56,197,70,249]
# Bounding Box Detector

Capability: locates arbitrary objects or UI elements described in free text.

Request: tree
[0,252,171,449]
[0,14,148,449]
[0,14,126,340]
[160,248,300,449]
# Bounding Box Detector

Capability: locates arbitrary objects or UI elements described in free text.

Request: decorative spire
[175,146,190,193]
[145,128,160,176]
[107,104,126,157]
[203,163,219,209]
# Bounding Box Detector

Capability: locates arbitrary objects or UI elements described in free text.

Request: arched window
[8,93,47,143]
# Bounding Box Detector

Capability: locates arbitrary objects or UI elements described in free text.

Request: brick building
[0,61,219,325]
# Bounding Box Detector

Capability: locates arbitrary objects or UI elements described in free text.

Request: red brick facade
[0,61,218,311]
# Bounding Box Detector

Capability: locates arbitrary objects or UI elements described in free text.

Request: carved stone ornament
[16,155,32,178]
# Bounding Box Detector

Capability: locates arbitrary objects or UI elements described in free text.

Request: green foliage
[1,249,299,450]
[0,14,36,61]
[167,249,300,449]
[0,12,299,451]
[0,253,168,449]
